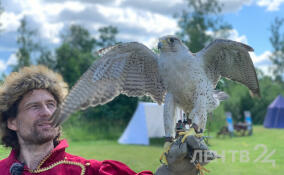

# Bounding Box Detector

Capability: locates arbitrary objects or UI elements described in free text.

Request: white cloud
[119,0,253,15]
[0,0,255,49]
[32,2,85,44]
[227,29,248,43]
[119,0,186,15]
[219,0,253,13]
[6,54,18,66]
[96,5,178,35]
[257,64,275,77]
[144,37,160,49]
[250,51,273,75]
[1,0,87,45]
[40,22,64,44]
[38,1,86,17]
[0,54,18,73]
[61,1,86,12]
[206,29,248,44]
[0,12,22,32]
[0,60,6,73]
[257,0,284,11]
[250,51,272,64]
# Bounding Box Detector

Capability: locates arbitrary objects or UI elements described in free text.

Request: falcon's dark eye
[169,38,175,43]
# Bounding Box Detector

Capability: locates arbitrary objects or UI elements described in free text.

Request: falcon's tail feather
[213,90,229,101]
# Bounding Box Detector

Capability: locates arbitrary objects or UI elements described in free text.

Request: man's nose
[40,105,53,117]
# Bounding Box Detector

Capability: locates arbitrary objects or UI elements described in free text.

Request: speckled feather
[51,42,166,125]
[200,39,260,96]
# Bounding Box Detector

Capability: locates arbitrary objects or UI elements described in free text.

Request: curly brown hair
[0,65,68,150]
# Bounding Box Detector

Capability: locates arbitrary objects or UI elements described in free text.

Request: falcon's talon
[179,123,205,142]
[160,141,173,165]
[195,133,204,138]
[191,123,202,133]
[180,128,196,143]
[164,141,173,154]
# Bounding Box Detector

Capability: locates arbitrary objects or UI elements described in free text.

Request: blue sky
[225,3,284,55]
[0,0,284,76]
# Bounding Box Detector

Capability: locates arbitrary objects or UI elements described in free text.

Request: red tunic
[0,140,153,175]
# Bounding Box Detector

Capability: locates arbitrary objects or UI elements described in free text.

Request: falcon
[50,35,260,141]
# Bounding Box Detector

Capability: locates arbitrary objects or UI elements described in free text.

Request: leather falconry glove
[155,135,218,175]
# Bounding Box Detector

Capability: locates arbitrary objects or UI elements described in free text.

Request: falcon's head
[158,35,187,53]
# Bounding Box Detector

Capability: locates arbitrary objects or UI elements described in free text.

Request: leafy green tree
[252,76,284,123]
[62,25,95,53]
[13,17,39,71]
[176,0,232,52]
[269,17,284,79]
[37,48,57,70]
[96,26,118,48]
[219,74,284,125]
[55,25,95,87]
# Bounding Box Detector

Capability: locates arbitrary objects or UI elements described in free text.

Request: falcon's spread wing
[51,42,166,126]
[199,39,260,97]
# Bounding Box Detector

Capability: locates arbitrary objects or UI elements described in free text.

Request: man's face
[8,89,59,145]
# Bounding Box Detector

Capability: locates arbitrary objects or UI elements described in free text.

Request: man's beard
[18,119,59,145]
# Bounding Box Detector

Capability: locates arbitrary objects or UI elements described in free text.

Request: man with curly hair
[0,65,214,175]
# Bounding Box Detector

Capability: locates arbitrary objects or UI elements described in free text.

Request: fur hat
[0,65,68,119]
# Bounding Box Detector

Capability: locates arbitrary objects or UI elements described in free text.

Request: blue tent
[263,95,284,128]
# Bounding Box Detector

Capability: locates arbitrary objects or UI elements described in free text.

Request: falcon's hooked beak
[158,37,178,51]
[158,39,167,50]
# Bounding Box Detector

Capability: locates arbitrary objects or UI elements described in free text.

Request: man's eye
[30,105,40,109]
[47,103,55,108]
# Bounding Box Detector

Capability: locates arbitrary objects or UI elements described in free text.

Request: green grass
[1,126,284,174]
[62,118,126,141]
[206,126,284,175]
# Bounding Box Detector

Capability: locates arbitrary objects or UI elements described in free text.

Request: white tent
[118,102,183,145]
